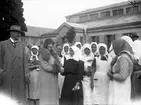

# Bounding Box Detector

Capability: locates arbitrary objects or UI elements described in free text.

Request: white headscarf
[98,43,108,60]
[60,43,70,65]
[91,42,98,55]
[68,45,81,61]
[109,44,116,59]
[121,36,133,48]
[30,45,39,61]
[61,43,70,56]
[75,42,82,49]
[81,43,94,58]
[132,40,141,65]
[81,43,94,70]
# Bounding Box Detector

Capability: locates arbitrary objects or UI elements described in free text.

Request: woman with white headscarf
[61,43,70,57]
[58,43,70,99]
[91,42,99,57]
[30,45,39,61]
[60,45,84,105]
[75,42,83,59]
[75,42,82,50]
[27,45,40,104]
[132,40,141,62]
[121,36,133,48]
[61,43,70,66]
[81,43,94,105]
[92,43,111,105]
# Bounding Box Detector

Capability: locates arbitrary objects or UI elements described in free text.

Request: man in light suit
[0,25,27,105]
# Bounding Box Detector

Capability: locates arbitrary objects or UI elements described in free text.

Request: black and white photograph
[0,0,141,105]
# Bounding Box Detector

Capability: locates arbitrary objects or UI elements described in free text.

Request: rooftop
[25,26,55,36]
[66,1,140,18]
[85,14,141,29]
[62,14,141,31]
[55,22,87,33]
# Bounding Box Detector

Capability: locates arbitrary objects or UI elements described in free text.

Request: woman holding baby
[38,38,63,105]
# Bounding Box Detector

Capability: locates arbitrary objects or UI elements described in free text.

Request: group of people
[0,25,141,105]
[57,36,141,105]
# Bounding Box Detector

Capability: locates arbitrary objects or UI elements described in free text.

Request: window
[80,37,83,45]
[79,15,88,22]
[113,8,124,16]
[91,36,99,43]
[105,35,115,49]
[126,7,134,14]
[89,13,98,20]
[134,6,139,13]
[126,6,139,14]
[118,9,124,15]
[100,11,110,18]
[113,10,118,16]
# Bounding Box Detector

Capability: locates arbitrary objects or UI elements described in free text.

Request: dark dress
[60,59,84,105]
[131,61,141,101]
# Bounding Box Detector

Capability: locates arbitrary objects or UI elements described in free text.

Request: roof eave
[87,21,141,33]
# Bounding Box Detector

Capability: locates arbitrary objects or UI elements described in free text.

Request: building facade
[21,26,57,46]
[57,1,141,48]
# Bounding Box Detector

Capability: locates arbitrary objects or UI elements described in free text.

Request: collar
[10,37,17,43]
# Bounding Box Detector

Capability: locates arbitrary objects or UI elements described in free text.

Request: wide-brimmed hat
[8,25,23,33]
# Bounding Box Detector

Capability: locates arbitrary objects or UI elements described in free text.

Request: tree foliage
[66,27,76,44]
[0,0,27,41]
[55,28,76,47]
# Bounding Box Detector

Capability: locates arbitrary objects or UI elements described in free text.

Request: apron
[92,57,110,104]
[108,56,131,105]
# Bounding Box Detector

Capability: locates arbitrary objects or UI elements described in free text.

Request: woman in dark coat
[60,45,84,105]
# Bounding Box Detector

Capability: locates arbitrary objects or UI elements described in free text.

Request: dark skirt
[60,74,83,105]
[131,71,141,101]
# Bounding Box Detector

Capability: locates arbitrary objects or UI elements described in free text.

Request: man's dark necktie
[13,41,17,48]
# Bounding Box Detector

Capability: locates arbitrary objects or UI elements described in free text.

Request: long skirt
[82,76,93,105]
[38,68,59,105]
[58,73,65,98]
[28,69,39,100]
[92,72,109,104]
[60,74,83,105]
[131,71,141,101]
[108,77,131,105]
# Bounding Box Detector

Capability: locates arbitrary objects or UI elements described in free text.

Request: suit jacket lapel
[7,39,15,56]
